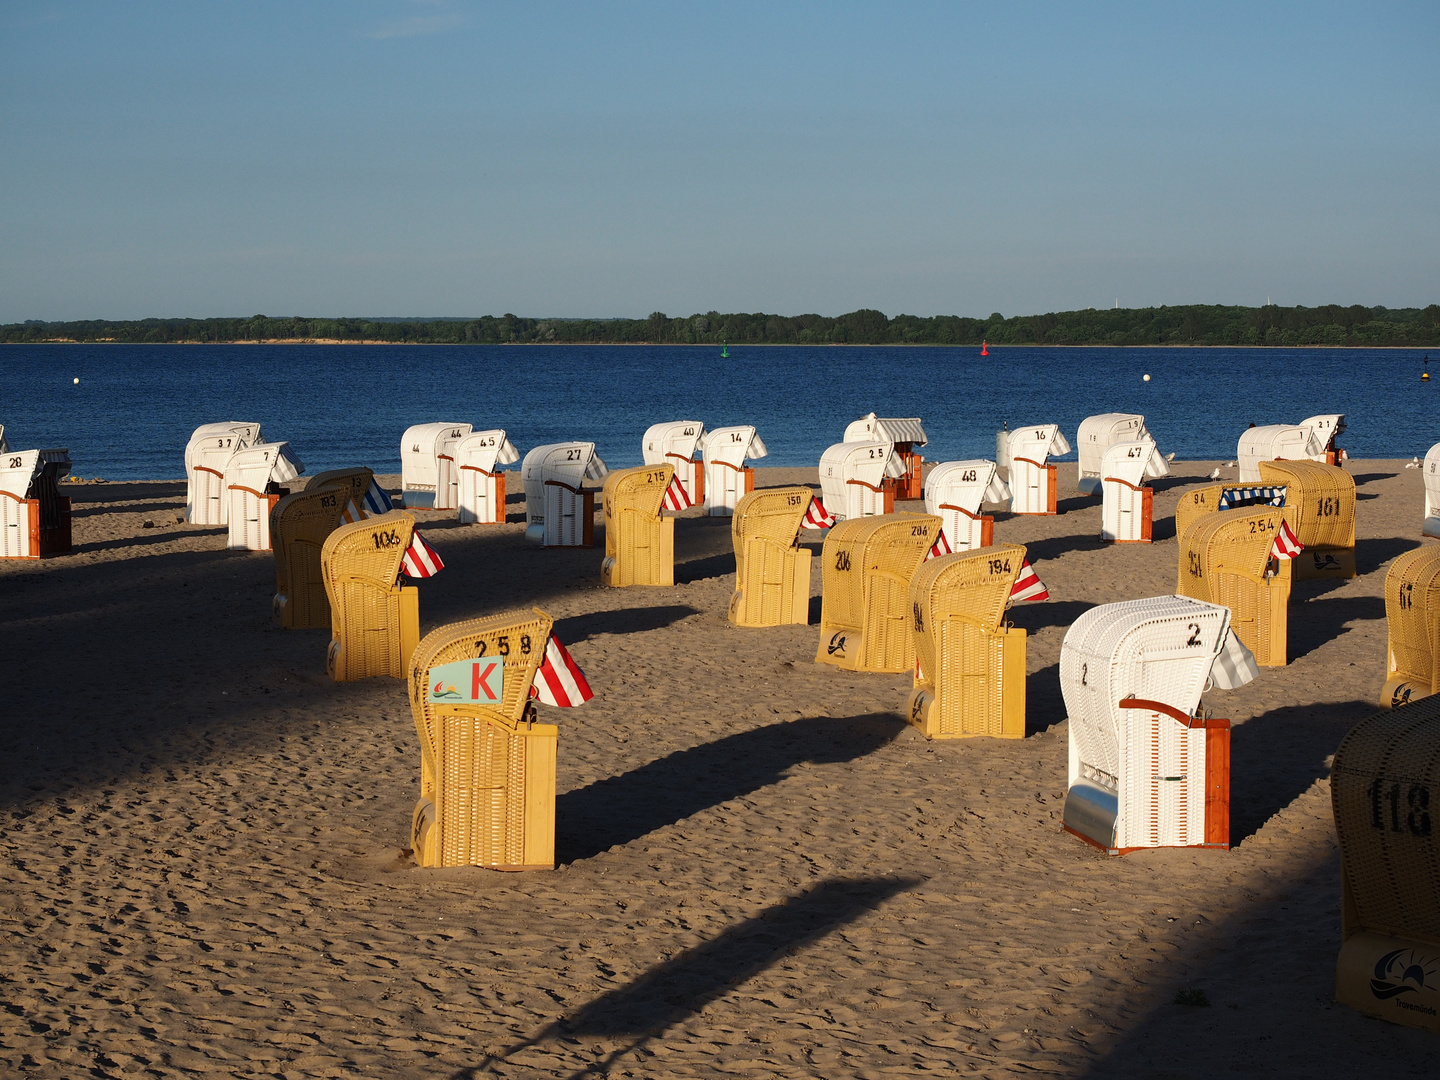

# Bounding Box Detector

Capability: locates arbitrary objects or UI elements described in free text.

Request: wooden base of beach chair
[6,497,73,559]
[906,625,1026,740]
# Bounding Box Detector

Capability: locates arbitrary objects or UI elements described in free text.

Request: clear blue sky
[2,1,1436,321]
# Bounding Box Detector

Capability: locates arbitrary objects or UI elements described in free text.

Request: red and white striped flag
[1009,557,1049,603]
[801,496,837,529]
[926,529,953,561]
[1270,519,1303,561]
[400,530,445,578]
[529,634,593,707]
[662,473,693,511]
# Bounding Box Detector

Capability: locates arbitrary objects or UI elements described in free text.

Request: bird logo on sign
[427,658,504,704]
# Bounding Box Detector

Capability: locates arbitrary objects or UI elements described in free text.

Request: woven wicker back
[1178,510,1292,666]
[601,464,674,587]
[271,484,349,629]
[1383,546,1440,701]
[321,510,419,680]
[816,513,941,671]
[408,610,554,776]
[728,487,813,627]
[1174,484,1223,541]
[306,467,374,505]
[1258,459,1356,551]
[407,610,557,869]
[906,544,1027,738]
[1332,699,1440,944]
[909,544,1022,640]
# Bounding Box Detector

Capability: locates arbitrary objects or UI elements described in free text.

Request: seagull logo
[1370,948,1438,1001]
[827,632,847,656]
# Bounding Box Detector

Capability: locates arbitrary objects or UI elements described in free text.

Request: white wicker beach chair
[923,460,1010,552]
[1007,424,1072,515]
[642,420,706,505]
[1100,439,1169,542]
[818,440,904,521]
[845,414,928,499]
[701,425,767,517]
[1061,594,1258,854]
[521,442,608,546]
[224,441,304,551]
[185,422,260,524]
[400,423,472,510]
[1077,413,1151,495]
[455,429,520,524]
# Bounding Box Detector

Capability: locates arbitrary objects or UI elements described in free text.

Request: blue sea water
[0,343,1433,480]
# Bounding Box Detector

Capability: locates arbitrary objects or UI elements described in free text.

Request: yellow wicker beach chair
[1177,510,1292,666]
[271,484,349,629]
[407,610,557,870]
[320,510,420,681]
[600,464,675,587]
[728,486,814,628]
[1173,484,1224,542]
[1330,696,1440,1030]
[305,467,375,506]
[905,544,1027,739]
[1257,460,1356,579]
[816,512,942,672]
[1379,545,1440,708]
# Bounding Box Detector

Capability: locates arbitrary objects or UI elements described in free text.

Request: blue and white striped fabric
[361,478,393,517]
[1217,486,1286,511]
[342,477,396,524]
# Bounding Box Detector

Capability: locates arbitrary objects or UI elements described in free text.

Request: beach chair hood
[229,441,304,485]
[642,421,706,466]
[1237,424,1325,482]
[1008,423,1072,466]
[1299,414,1346,452]
[521,442,608,504]
[703,425,768,468]
[924,459,1009,517]
[844,413,928,447]
[818,440,905,521]
[1101,439,1169,488]
[185,422,260,471]
[401,423,472,492]
[0,449,42,500]
[1078,413,1151,492]
[455,429,519,474]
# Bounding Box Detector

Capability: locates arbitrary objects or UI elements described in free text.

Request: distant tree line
[4,303,1439,347]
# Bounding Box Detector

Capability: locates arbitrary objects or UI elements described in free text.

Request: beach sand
[0,460,1433,1078]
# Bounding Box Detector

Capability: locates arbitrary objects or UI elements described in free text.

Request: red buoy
[981,340,989,356]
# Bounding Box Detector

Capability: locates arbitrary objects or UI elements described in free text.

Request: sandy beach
[0,459,1433,1078]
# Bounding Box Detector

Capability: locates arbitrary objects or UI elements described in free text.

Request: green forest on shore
[4,303,1439,347]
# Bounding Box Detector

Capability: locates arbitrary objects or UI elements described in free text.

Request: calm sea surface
[0,344,1433,480]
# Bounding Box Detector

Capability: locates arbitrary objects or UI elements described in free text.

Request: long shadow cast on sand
[555,712,906,864]
[456,874,919,1080]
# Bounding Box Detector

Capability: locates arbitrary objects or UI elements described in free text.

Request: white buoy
[73,377,79,385]
[1142,373,1151,382]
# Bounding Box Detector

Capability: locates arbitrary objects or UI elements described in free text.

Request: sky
[1,1,1437,322]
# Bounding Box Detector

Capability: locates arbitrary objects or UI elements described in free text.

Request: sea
[0,343,1433,480]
